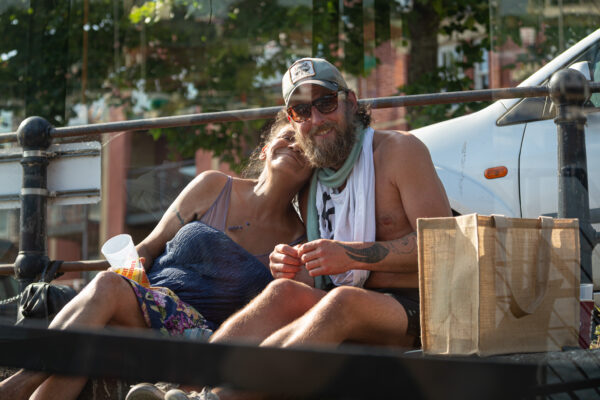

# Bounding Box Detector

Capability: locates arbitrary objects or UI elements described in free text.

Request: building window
[474,49,490,90]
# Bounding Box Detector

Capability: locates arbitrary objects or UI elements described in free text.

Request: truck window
[497,41,600,126]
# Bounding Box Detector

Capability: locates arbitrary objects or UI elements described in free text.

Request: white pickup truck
[412,29,600,224]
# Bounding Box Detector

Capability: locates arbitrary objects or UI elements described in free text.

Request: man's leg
[210,279,326,344]
[0,371,48,400]
[176,280,325,400]
[0,271,147,400]
[212,286,413,400]
[262,286,415,348]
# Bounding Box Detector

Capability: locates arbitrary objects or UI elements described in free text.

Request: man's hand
[297,239,353,277]
[269,244,303,279]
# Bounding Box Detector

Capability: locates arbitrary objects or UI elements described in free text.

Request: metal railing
[0,68,599,398]
[0,70,599,283]
[0,85,555,144]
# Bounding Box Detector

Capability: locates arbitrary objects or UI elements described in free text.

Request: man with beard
[210,57,451,353]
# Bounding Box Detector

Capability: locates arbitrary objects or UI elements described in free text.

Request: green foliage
[2,0,597,167]
[399,0,491,129]
[122,0,313,169]
[399,0,598,130]
[129,2,158,24]
[0,0,313,170]
[402,69,488,128]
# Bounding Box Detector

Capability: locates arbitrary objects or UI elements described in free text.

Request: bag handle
[493,215,553,319]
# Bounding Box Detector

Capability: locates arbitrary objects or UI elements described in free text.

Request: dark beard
[297,110,358,169]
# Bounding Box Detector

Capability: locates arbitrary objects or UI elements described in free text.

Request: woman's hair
[355,101,372,128]
[241,110,289,178]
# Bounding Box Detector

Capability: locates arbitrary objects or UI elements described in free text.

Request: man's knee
[317,287,412,345]
[323,286,366,309]
[260,279,322,315]
[317,287,382,324]
[264,279,315,301]
[264,278,307,297]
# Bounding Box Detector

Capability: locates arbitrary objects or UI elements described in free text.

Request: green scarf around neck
[306,126,366,241]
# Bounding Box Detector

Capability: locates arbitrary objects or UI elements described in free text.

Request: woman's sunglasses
[286,91,344,123]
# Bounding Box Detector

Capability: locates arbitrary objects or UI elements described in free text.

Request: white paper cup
[101,234,139,269]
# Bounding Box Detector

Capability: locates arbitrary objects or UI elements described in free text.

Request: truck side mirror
[569,61,593,82]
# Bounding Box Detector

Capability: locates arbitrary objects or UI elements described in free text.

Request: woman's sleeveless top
[147,176,305,329]
[198,176,305,265]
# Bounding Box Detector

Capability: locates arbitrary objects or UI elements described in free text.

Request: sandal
[125,382,167,400]
[164,387,220,400]
[126,382,181,400]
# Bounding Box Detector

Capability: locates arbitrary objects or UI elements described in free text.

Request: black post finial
[548,68,590,108]
[16,116,53,149]
[14,116,53,292]
[549,68,593,284]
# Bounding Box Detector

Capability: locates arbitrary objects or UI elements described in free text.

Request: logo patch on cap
[289,60,315,84]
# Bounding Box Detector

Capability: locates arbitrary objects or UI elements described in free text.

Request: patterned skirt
[122,276,211,337]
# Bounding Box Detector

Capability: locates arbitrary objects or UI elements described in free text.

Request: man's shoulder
[372,130,429,160]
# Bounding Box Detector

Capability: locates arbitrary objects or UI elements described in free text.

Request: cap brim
[285,80,339,105]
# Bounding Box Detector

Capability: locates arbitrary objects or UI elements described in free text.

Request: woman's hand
[269,244,303,279]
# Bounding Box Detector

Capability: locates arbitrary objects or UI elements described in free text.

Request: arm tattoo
[339,243,389,264]
[174,209,185,226]
[387,232,417,255]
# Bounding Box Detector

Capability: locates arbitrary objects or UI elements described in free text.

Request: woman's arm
[136,171,229,271]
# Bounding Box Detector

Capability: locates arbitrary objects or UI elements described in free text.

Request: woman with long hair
[0,113,313,400]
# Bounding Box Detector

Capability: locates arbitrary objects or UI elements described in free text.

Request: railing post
[548,69,594,284]
[13,117,53,292]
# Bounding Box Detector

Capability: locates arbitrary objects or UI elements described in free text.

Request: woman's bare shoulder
[176,170,231,212]
[188,170,230,192]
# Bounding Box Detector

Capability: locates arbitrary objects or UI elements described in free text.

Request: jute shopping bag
[418,214,580,356]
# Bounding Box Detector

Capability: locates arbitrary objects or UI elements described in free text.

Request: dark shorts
[374,288,421,345]
[322,279,422,347]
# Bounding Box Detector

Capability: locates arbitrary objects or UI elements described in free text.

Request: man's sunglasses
[286,91,345,123]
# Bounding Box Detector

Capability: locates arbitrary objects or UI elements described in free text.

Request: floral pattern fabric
[123,276,211,337]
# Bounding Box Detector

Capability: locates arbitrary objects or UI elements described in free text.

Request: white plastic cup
[101,234,139,269]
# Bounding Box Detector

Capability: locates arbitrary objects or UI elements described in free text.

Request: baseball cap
[282,58,348,106]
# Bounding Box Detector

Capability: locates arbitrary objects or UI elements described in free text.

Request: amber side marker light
[484,166,508,179]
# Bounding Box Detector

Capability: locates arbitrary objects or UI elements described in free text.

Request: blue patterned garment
[128,282,209,336]
[127,221,274,333]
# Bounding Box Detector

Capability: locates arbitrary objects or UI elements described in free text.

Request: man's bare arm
[298,232,418,278]
[362,233,420,288]
[298,132,450,286]
[339,232,417,266]
[342,233,419,288]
